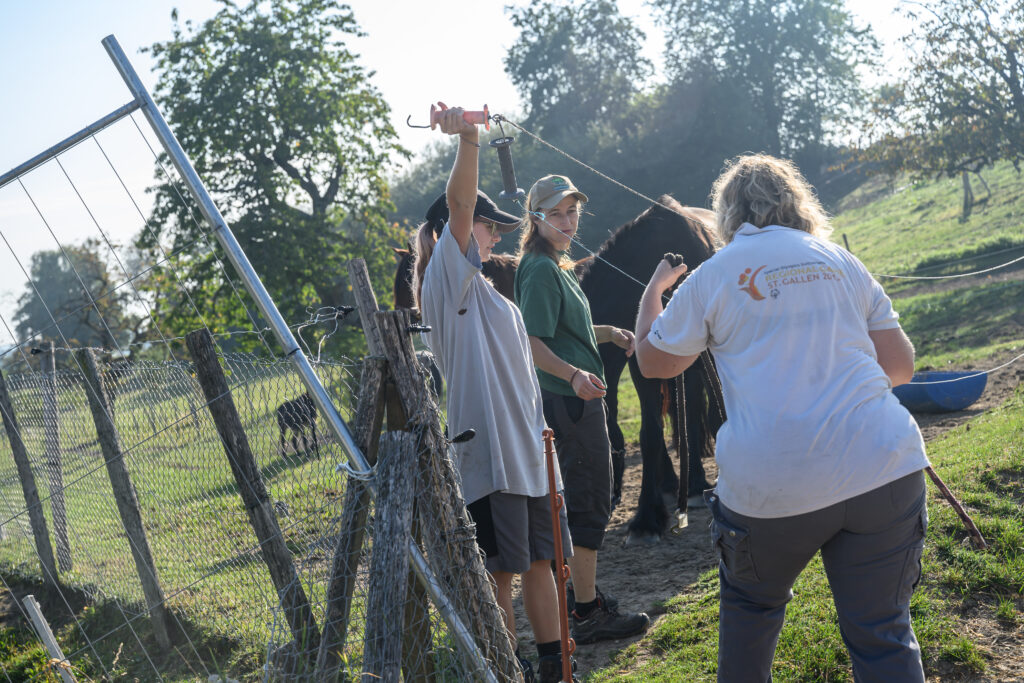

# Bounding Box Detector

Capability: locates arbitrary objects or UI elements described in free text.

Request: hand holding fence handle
[432,103,490,130]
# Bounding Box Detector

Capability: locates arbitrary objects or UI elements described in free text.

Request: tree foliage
[651,0,876,158]
[143,0,405,349]
[864,0,1024,181]
[504,0,652,136]
[13,240,147,360]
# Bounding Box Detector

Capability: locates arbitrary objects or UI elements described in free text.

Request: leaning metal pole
[100,35,498,682]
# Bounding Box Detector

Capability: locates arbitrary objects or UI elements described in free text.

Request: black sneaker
[537,654,578,683]
[571,602,650,644]
[565,584,619,613]
[517,653,536,682]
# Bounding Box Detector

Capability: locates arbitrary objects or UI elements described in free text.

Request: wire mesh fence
[0,339,522,681]
[0,353,357,646]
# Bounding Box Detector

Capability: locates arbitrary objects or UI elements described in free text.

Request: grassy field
[596,164,1024,681]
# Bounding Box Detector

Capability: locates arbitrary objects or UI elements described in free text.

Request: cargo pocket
[897,506,928,606]
[711,514,759,583]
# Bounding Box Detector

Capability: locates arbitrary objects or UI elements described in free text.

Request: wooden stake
[362,431,417,681]
[77,349,174,651]
[41,341,71,572]
[0,371,59,587]
[184,330,320,663]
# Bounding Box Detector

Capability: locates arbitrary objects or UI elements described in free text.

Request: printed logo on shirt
[738,266,767,300]
[761,261,846,299]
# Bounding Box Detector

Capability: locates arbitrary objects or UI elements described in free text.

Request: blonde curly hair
[711,154,832,243]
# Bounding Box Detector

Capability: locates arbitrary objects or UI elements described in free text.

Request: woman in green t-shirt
[514,175,650,645]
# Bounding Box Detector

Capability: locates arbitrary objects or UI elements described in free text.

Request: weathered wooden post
[361,431,417,681]
[315,259,436,682]
[41,341,71,572]
[77,349,174,650]
[0,371,59,587]
[313,357,386,681]
[185,329,320,664]
[375,309,521,682]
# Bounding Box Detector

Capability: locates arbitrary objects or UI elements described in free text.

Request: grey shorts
[541,390,613,550]
[466,491,573,575]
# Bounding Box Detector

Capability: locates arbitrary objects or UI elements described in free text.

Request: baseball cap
[528,175,589,211]
[424,190,521,234]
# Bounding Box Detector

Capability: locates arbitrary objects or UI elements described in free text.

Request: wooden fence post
[375,309,521,682]
[77,349,174,651]
[362,431,417,681]
[184,329,320,663]
[313,357,386,681]
[350,260,436,681]
[0,371,59,587]
[41,341,71,572]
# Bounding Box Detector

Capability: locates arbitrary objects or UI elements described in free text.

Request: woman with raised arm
[635,154,929,682]
[514,175,650,646]
[414,104,571,682]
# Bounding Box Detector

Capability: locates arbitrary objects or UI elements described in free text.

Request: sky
[0,0,911,344]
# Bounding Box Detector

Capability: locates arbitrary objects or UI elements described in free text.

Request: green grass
[591,386,1023,682]
[832,161,1024,279]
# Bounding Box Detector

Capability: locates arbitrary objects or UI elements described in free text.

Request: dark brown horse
[578,197,724,544]
[392,198,725,544]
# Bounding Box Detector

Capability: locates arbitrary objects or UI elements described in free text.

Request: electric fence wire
[496,114,1024,386]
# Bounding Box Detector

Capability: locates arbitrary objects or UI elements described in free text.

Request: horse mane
[577,195,718,280]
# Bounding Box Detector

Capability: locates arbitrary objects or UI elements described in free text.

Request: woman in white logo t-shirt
[635,154,929,682]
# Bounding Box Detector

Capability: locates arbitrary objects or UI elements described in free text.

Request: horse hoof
[624,531,661,547]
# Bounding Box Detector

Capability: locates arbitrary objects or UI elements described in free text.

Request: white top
[649,223,929,518]
[421,224,557,503]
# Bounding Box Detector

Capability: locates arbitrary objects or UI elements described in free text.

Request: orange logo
[738,266,766,300]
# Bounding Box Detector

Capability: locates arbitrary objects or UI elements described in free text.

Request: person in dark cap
[414,103,572,681]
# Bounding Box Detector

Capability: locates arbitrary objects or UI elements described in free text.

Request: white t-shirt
[421,224,557,504]
[649,223,929,518]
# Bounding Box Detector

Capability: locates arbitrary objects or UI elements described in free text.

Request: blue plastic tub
[892,371,988,413]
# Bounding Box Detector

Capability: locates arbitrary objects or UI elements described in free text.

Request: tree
[863,0,1023,219]
[504,0,653,136]
[13,240,147,361]
[143,0,406,347]
[651,0,876,160]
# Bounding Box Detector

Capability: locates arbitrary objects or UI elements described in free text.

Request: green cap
[528,174,589,211]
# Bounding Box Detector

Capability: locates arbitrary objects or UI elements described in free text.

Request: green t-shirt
[515,252,605,396]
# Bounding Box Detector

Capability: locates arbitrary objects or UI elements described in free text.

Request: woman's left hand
[650,257,688,293]
[610,327,636,357]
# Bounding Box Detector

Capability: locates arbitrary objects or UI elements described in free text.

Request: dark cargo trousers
[707,471,928,683]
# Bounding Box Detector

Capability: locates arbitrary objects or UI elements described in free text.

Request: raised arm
[437,103,481,254]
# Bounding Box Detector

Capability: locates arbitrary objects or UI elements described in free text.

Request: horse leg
[311,419,320,457]
[684,366,712,497]
[625,361,675,545]
[599,344,628,508]
[277,417,287,456]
